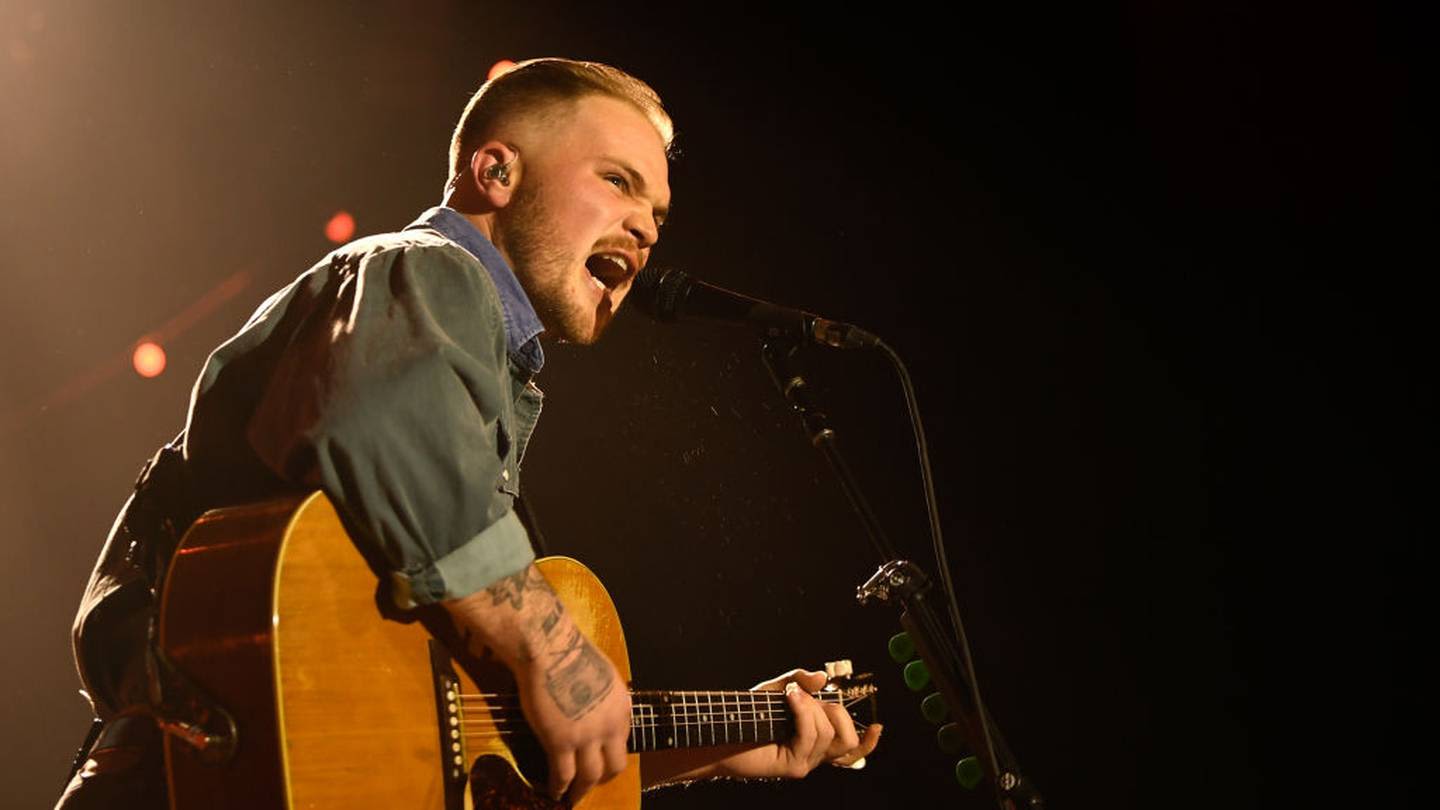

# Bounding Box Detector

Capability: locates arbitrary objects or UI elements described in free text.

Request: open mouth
[585,253,631,292]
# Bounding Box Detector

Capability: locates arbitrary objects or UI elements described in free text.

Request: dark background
[1,1,1424,807]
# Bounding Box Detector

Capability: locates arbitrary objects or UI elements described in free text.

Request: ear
[469,141,520,209]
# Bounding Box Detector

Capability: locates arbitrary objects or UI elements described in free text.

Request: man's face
[493,95,671,344]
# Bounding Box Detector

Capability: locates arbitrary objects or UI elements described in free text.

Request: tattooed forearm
[544,632,615,720]
[548,627,585,662]
[484,564,553,611]
[539,602,564,636]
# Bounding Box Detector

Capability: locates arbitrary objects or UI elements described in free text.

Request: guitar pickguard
[468,756,570,810]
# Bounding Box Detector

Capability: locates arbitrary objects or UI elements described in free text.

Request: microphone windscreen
[630,265,692,322]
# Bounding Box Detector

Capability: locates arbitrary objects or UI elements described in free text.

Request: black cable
[876,339,1004,804]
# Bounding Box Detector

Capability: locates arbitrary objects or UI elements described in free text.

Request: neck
[625,689,842,754]
[439,187,500,246]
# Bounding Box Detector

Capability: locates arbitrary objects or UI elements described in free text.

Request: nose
[626,203,659,251]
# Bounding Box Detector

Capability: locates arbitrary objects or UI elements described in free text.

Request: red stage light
[488,60,518,81]
[325,210,356,244]
[132,341,166,378]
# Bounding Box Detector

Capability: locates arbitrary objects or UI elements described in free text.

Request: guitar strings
[451,693,863,706]
[452,690,848,700]
[455,721,876,743]
[452,696,855,715]
[449,695,871,728]
[453,692,853,704]
[454,714,843,727]
[453,700,875,745]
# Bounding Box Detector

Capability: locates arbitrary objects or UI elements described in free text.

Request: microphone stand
[760,337,1042,809]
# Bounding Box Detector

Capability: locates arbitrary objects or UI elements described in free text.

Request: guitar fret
[748,692,757,743]
[714,692,723,744]
[766,691,774,742]
[631,687,852,751]
[633,703,653,753]
[724,692,733,743]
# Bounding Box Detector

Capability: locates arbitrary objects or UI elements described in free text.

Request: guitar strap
[68,434,239,772]
[60,718,104,791]
[127,434,240,762]
[513,488,549,557]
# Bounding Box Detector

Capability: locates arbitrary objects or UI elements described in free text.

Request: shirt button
[501,468,510,481]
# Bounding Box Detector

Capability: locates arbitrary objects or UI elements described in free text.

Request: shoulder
[330,228,503,308]
[336,229,480,273]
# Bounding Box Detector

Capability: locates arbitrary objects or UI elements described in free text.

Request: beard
[492,182,602,344]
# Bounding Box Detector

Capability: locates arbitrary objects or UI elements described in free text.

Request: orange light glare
[324,210,356,244]
[132,341,166,378]
[488,60,518,81]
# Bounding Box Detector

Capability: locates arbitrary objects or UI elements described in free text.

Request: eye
[604,173,630,192]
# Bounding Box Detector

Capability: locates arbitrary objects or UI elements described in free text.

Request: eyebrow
[609,156,671,227]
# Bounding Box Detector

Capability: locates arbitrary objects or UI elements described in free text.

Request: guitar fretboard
[626,690,843,753]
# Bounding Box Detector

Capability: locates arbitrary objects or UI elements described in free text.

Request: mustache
[591,237,639,254]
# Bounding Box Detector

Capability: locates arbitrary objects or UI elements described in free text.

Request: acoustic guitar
[158,491,876,809]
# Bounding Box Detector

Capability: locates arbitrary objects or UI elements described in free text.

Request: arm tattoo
[484,565,551,611]
[539,603,564,636]
[544,628,615,720]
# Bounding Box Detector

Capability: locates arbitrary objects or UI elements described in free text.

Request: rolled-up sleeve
[245,241,534,606]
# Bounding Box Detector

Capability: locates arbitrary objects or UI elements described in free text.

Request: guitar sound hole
[469,754,566,810]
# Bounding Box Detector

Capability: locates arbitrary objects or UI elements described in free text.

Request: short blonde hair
[448,58,675,179]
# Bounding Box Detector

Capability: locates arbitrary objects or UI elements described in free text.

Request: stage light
[325,210,356,244]
[132,341,166,378]
[488,60,517,81]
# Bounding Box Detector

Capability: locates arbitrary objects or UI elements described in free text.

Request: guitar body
[159,491,640,810]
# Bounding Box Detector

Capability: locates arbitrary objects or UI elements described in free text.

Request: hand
[444,564,631,804]
[511,620,632,804]
[715,668,883,780]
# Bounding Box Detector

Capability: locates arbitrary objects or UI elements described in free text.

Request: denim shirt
[72,209,545,715]
[408,206,546,376]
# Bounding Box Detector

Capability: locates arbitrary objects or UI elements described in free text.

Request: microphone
[630,266,879,349]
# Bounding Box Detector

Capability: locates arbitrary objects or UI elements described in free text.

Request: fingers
[822,700,861,755]
[752,667,827,692]
[857,722,883,757]
[831,723,883,768]
[546,749,575,803]
[791,669,829,694]
[602,735,629,782]
[784,681,836,777]
[549,733,630,804]
[565,744,605,804]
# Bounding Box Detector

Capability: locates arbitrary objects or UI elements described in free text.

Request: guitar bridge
[429,640,468,809]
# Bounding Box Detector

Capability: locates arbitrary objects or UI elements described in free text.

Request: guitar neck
[627,689,843,753]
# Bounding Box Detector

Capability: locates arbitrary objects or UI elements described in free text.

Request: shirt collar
[406,206,545,373]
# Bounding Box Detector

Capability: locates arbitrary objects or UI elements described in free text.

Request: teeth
[586,253,628,294]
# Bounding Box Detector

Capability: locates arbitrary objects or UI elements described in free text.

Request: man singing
[58,58,880,808]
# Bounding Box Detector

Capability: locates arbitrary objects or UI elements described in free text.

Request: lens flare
[325,211,356,244]
[488,60,518,81]
[132,341,166,378]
